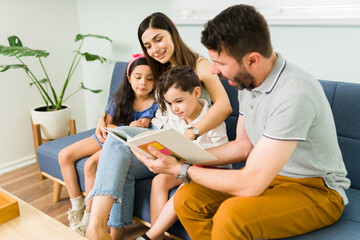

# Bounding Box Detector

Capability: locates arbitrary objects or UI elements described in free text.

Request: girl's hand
[129,120,140,127]
[95,116,107,143]
[129,118,152,128]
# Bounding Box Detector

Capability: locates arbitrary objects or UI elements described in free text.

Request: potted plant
[0,34,112,139]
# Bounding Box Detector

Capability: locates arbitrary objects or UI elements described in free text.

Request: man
[134,4,350,240]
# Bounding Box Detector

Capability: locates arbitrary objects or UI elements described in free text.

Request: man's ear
[193,86,201,98]
[246,52,260,69]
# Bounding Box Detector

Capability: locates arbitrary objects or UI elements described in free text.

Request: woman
[85,12,231,240]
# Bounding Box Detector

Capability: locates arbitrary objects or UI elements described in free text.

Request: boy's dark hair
[156,65,200,114]
[201,4,273,63]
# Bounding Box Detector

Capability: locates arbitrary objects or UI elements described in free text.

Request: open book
[102,127,217,164]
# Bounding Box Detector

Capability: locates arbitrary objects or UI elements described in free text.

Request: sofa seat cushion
[36,128,94,191]
[283,187,360,239]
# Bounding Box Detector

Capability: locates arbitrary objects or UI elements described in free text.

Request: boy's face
[164,86,200,122]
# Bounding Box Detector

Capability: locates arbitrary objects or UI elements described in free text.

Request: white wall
[0,0,85,174]
[77,0,173,129]
[79,1,360,131]
[1,0,359,174]
[176,24,360,84]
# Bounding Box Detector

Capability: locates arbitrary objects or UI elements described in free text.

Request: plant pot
[30,104,71,140]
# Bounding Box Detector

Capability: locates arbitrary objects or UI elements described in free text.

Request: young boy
[137,65,231,240]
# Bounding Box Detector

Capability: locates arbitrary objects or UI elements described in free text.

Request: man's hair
[201,4,273,63]
[156,65,200,114]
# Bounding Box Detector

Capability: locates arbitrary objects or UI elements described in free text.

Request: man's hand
[132,145,182,176]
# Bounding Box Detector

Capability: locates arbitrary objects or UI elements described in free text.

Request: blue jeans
[89,126,156,228]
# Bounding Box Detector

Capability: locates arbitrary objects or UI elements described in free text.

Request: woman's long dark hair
[109,58,153,125]
[138,12,199,81]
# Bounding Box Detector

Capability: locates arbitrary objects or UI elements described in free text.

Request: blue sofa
[36,61,360,239]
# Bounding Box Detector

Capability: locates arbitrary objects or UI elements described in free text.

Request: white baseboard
[0,155,37,176]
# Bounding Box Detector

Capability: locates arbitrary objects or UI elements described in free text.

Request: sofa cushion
[108,62,127,103]
[330,82,360,190]
[37,129,94,191]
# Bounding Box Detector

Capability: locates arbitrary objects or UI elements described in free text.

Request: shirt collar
[252,53,286,94]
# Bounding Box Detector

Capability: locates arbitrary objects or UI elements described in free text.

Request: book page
[126,128,217,164]
[102,127,129,141]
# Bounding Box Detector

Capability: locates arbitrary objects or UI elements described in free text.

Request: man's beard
[232,71,255,90]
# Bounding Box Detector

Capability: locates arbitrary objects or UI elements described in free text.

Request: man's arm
[187,136,298,197]
[204,116,253,166]
[134,115,298,197]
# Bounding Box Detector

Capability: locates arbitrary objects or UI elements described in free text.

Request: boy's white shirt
[167,99,231,169]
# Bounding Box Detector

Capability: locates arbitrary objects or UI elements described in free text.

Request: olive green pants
[174,175,344,240]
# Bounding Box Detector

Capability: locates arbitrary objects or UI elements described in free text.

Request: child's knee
[84,158,97,175]
[58,148,70,165]
[152,174,166,185]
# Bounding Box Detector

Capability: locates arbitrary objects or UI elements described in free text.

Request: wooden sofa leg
[53,181,62,202]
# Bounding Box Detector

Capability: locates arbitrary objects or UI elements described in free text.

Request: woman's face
[141,27,176,65]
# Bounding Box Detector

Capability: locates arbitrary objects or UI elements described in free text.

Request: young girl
[137,66,231,240]
[86,12,232,240]
[58,53,157,236]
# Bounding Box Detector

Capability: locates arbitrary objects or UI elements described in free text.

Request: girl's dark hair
[109,58,153,125]
[201,4,273,63]
[138,12,199,81]
[156,65,200,114]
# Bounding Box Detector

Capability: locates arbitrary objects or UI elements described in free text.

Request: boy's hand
[132,145,182,176]
[183,128,196,141]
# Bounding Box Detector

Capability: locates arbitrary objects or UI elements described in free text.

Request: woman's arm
[185,59,232,140]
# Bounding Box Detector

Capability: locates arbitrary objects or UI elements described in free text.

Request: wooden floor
[0,163,150,239]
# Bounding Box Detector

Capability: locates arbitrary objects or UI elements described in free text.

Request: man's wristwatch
[176,163,192,184]
[187,126,199,140]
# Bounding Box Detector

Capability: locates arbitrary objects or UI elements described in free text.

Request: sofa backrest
[319,80,360,190]
[108,61,127,103]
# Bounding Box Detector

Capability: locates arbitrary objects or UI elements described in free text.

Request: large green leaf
[0,64,28,72]
[8,36,23,47]
[0,46,49,58]
[79,52,107,63]
[80,82,102,93]
[75,34,112,43]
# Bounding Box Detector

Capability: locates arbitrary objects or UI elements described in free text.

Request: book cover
[103,127,217,164]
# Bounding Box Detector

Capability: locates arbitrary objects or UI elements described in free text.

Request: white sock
[70,195,84,210]
[81,211,90,226]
